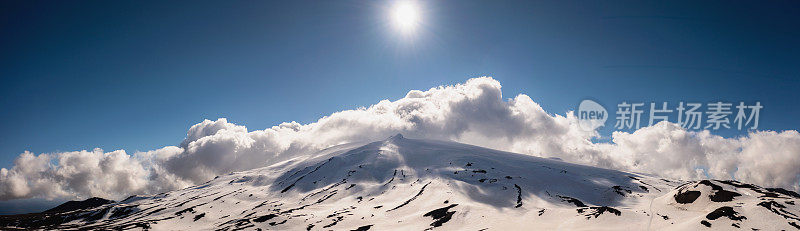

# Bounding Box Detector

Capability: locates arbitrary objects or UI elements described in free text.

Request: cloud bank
[1,77,798,200]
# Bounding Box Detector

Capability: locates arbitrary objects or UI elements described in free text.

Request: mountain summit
[2,136,798,230]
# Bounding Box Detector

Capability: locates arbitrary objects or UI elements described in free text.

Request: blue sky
[1,0,799,174]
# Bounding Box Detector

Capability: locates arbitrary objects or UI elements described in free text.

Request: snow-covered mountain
[2,134,799,230]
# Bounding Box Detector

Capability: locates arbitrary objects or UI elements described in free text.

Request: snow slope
[2,134,799,230]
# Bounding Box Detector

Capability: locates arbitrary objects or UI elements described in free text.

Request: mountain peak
[387,133,404,140]
[3,138,798,230]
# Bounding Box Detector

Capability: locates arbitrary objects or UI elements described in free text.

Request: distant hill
[43,197,115,214]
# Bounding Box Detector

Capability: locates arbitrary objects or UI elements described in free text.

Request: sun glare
[391,1,421,34]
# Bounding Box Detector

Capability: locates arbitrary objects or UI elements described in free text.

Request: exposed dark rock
[766,188,800,198]
[710,190,742,202]
[194,213,206,221]
[558,195,587,207]
[269,220,287,226]
[577,206,621,219]
[612,186,632,196]
[697,180,742,202]
[423,204,458,228]
[175,207,194,216]
[675,190,701,204]
[514,184,523,208]
[351,224,373,231]
[108,206,136,219]
[706,206,746,221]
[253,214,277,222]
[387,182,431,211]
[757,200,800,222]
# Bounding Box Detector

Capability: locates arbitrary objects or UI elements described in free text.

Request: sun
[391,1,421,34]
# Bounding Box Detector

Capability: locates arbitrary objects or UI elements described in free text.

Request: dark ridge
[302,179,346,201]
[695,180,742,202]
[108,206,136,219]
[757,200,800,221]
[86,207,112,222]
[789,222,800,229]
[472,169,487,173]
[0,205,107,228]
[134,223,151,229]
[612,186,632,196]
[351,224,373,231]
[43,197,114,214]
[717,180,758,189]
[269,220,287,226]
[700,220,711,227]
[322,216,343,228]
[382,170,398,187]
[281,158,334,193]
[577,206,621,218]
[174,191,221,207]
[674,190,701,204]
[766,188,800,198]
[709,190,741,202]
[639,186,649,192]
[628,176,661,192]
[315,190,338,204]
[194,213,206,221]
[514,184,523,208]
[718,180,795,199]
[213,190,240,201]
[538,209,545,216]
[558,195,587,207]
[423,204,458,228]
[253,214,277,223]
[697,180,723,190]
[387,182,431,212]
[218,218,253,230]
[706,206,746,221]
[175,207,194,216]
[146,207,166,216]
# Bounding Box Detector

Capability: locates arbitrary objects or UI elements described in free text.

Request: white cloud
[1,77,798,200]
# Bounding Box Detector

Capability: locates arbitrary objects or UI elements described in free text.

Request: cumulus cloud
[1,77,798,200]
